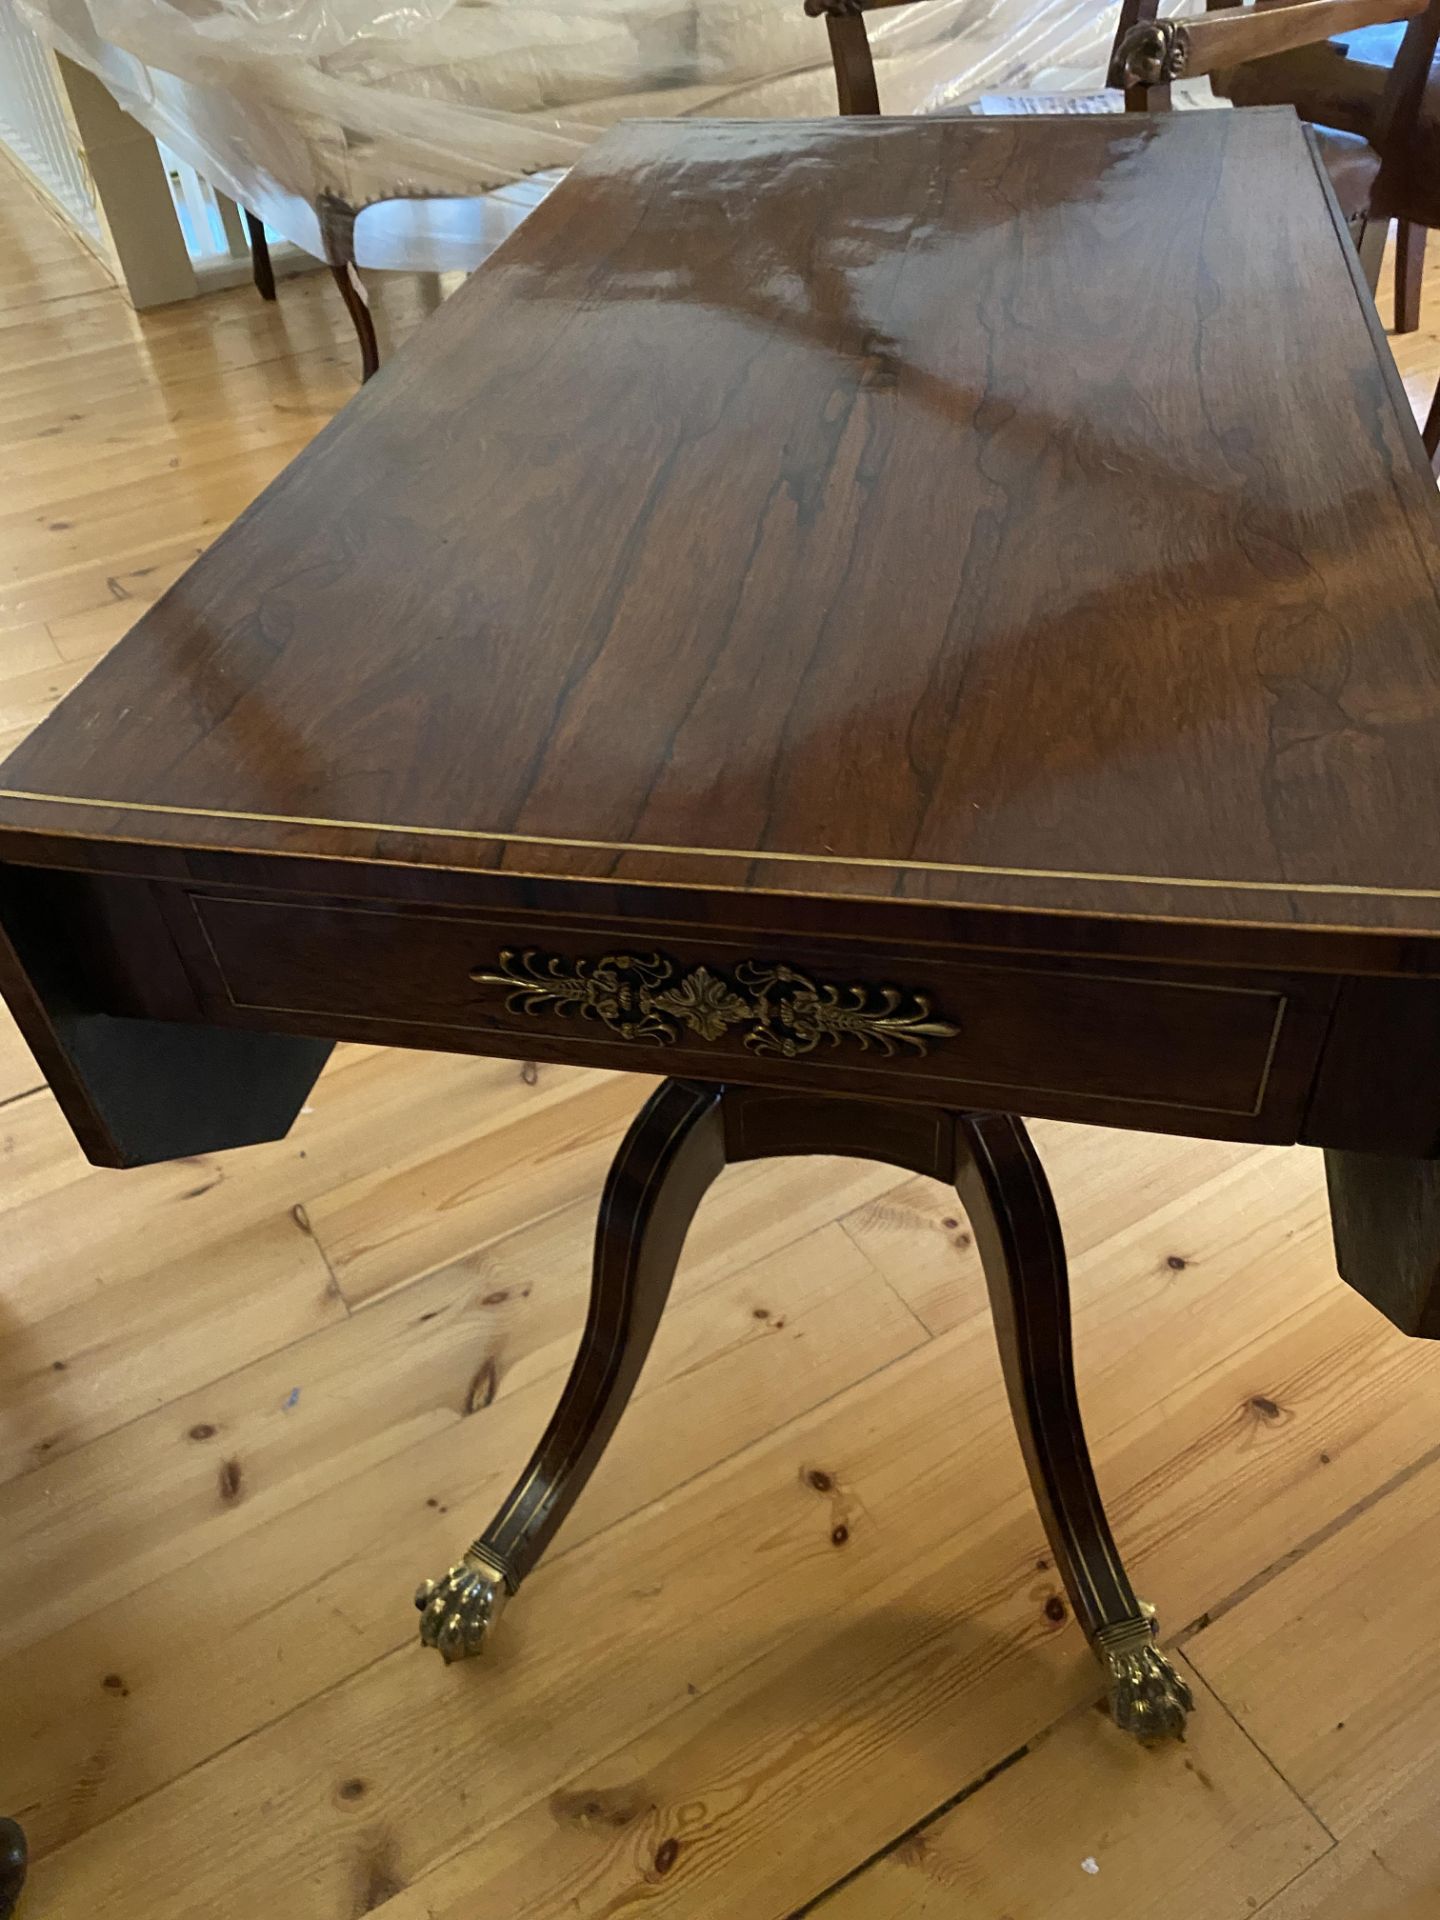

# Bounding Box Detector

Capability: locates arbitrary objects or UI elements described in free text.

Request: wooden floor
[5,151,1440,1920]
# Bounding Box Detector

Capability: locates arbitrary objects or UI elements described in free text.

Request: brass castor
[415,1551,509,1663]
[1096,1607,1194,1742]
[0,1817,27,1920]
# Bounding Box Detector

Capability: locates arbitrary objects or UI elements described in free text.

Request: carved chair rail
[800,0,1424,119]
[1110,0,1424,91]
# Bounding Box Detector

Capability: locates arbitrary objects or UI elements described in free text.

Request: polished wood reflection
[4,112,1440,954]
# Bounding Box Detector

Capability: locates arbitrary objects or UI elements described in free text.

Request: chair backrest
[1364,0,1440,184]
[1111,0,1440,231]
[804,0,1431,133]
[1110,0,1430,120]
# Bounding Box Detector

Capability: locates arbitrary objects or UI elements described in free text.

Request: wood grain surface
[3,112,1440,958]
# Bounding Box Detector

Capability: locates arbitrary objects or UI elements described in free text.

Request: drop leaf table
[4,117,1440,1904]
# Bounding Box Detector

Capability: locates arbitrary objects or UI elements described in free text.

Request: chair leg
[415,1080,726,1660]
[0,1817,26,1920]
[316,192,380,384]
[958,1111,1193,1740]
[244,210,276,302]
[1396,221,1426,333]
[327,264,380,384]
[1354,214,1389,297]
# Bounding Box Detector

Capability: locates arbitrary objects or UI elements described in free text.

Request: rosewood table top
[2,110,1438,975]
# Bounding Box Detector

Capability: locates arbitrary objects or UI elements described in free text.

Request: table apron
[119,881,1343,1146]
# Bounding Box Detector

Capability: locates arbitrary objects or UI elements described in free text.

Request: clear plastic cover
[20,0,1124,268]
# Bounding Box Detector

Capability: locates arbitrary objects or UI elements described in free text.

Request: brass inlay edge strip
[3,786,1436,904]
[191,895,1288,999]
[1246,998,1287,1119]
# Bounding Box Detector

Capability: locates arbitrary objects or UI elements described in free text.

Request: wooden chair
[805,0,1440,461]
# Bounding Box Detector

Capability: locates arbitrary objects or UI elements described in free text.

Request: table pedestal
[416,1079,1193,1742]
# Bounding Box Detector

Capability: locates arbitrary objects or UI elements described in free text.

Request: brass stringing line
[999,1124,1119,1624]
[193,983,1284,1117]
[4,786,1440,903]
[193,899,1287,999]
[1035,1123,1138,1628]
[1246,1000,1288,1119]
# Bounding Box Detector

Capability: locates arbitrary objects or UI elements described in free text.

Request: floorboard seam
[781,1739,1034,1919]
[1176,1431,1440,1647]
[1249,1838,1345,1916]
[832,1215,939,1341]
[1187,1659,1340,1843]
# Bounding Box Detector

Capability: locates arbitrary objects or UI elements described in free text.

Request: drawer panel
[169,890,1330,1135]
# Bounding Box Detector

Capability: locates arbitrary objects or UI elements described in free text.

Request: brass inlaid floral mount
[470,949,960,1059]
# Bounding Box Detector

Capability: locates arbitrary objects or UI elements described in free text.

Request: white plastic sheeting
[17,0,1120,266]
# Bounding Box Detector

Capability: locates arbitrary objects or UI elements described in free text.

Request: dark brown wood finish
[159,887,1331,1141]
[832,0,1440,430]
[1201,0,1440,441]
[3,115,1440,950]
[815,6,882,113]
[811,0,1430,365]
[1,114,1437,1179]
[418,1079,729,1661]
[418,1078,1191,1734]
[0,868,331,1168]
[956,1110,1191,1739]
[1325,1147,1440,1334]
[327,261,380,384]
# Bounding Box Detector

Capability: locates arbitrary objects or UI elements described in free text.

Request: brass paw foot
[1095,1607,1194,1742]
[415,1551,510,1663]
[0,1816,27,1920]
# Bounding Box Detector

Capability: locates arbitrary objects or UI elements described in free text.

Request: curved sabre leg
[956,1112,1193,1741]
[0,1817,25,1919]
[416,1079,727,1661]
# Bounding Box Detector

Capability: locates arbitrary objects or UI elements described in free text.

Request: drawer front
[167,890,1331,1137]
